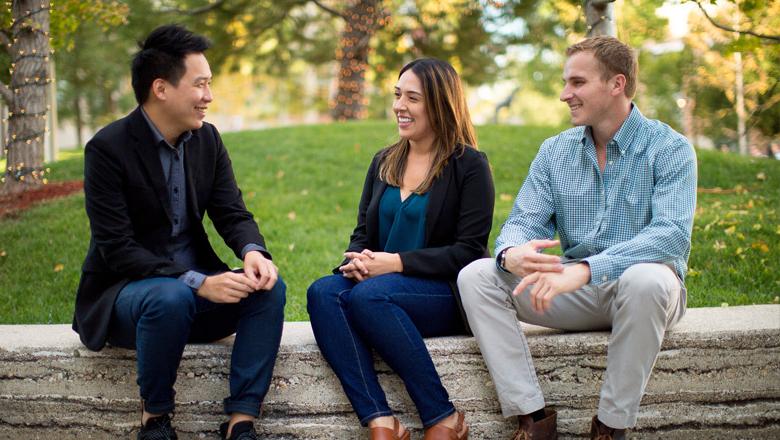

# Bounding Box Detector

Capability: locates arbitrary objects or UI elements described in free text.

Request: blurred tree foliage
[45,0,778,150]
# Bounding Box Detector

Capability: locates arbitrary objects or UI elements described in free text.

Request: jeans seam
[338,288,382,416]
[422,406,456,428]
[390,297,416,346]
[359,410,394,426]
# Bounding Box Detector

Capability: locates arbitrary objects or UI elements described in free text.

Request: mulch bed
[0,180,84,218]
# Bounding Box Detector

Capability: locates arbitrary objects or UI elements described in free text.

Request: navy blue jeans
[306,273,466,427]
[107,275,286,417]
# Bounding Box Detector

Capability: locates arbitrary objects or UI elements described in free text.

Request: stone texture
[1,305,778,439]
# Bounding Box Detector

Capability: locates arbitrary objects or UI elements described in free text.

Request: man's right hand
[503,239,564,277]
[197,271,256,303]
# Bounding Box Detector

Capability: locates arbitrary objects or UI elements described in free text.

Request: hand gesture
[243,250,278,291]
[339,249,402,281]
[503,240,563,277]
[197,271,256,303]
[512,263,591,313]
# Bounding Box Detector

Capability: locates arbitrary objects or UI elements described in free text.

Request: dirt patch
[0,180,84,218]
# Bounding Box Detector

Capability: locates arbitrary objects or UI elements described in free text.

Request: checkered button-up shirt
[495,105,697,284]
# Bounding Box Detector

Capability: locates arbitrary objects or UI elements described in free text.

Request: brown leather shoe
[511,408,557,440]
[423,410,468,440]
[370,417,410,440]
[590,416,626,440]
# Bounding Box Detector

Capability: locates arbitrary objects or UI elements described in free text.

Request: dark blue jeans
[306,273,466,427]
[107,275,286,417]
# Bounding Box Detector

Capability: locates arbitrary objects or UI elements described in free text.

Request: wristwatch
[497,247,510,272]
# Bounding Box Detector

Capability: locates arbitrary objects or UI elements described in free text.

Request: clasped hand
[504,240,590,314]
[197,251,278,303]
[338,249,402,282]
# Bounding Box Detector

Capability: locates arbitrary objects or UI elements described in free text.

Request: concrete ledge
[1,305,779,439]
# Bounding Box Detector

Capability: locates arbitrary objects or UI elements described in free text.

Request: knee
[344,280,388,318]
[457,258,501,310]
[617,264,677,311]
[143,280,196,320]
[306,275,345,316]
[265,275,287,311]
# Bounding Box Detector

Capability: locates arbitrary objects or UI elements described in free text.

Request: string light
[2,1,52,185]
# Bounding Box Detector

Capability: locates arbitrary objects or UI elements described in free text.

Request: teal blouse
[378,186,429,252]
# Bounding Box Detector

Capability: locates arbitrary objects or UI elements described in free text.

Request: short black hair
[131,24,211,105]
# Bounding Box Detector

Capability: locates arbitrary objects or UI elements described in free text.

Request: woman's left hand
[342,251,403,280]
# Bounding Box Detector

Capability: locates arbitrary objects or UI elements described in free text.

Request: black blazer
[339,146,495,327]
[73,107,266,351]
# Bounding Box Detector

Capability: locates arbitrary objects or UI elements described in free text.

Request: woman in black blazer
[307,58,494,440]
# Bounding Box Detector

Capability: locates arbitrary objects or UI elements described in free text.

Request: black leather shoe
[138,413,177,440]
[220,420,259,440]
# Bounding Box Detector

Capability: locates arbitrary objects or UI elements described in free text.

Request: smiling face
[392,69,434,147]
[158,53,213,138]
[559,50,620,128]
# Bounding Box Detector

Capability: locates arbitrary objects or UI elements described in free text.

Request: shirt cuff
[179,270,207,291]
[583,254,612,284]
[241,243,270,260]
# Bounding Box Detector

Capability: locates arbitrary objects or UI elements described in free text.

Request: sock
[530,408,547,422]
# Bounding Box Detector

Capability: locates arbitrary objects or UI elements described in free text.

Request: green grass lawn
[1,121,778,323]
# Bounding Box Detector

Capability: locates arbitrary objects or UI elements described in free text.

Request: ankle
[529,408,547,422]
[226,413,255,437]
[439,411,460,429]
[368,415,397,429]
[141,410,163,426]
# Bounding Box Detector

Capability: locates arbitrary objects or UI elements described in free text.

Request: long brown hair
[379,58,478,194]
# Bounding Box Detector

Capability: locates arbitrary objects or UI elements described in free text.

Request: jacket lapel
[424,158,453,243]
[128,108,174,224]
[366,179,387,247]
[184,131,201,218]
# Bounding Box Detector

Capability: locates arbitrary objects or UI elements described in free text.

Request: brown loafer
[423,410,468,440]
[370,417,410,440]
[590,416,626,440]
[511,408,557,440]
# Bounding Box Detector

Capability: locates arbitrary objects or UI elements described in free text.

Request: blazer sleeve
[204,126,268,260]
[332,152,382,272]
[399,151,495,278]
[84,139,186,278]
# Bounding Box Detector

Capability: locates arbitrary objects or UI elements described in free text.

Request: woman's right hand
[339,249,376,282]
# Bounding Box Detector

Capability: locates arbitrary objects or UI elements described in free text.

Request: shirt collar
[611,104,643,155]
[139,106,192,148]
[580,104,644,155]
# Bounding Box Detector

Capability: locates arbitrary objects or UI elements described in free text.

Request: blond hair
[567,36,638,98]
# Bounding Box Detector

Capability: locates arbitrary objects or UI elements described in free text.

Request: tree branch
[159,0,226,15]
[0,82,13,107]
[695,1,780,42]
[310,0,346,19]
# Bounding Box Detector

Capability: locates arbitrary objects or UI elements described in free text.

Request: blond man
[458,36,697,440]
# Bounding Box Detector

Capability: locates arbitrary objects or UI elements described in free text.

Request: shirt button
[602,275,608,281]
[174,187,178,194]
[608,161,613,165]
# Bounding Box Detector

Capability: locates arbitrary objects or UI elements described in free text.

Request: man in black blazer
[73,24,285,440]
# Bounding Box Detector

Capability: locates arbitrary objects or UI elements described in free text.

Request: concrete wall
[1,305,779,439]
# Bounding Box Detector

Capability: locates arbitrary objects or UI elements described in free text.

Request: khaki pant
[457,258,686,429]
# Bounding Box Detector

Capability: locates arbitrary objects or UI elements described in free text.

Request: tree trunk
[584,0,617,37]
[73,93,83,149]
[1,0,51,193]
[330,0,385,121]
